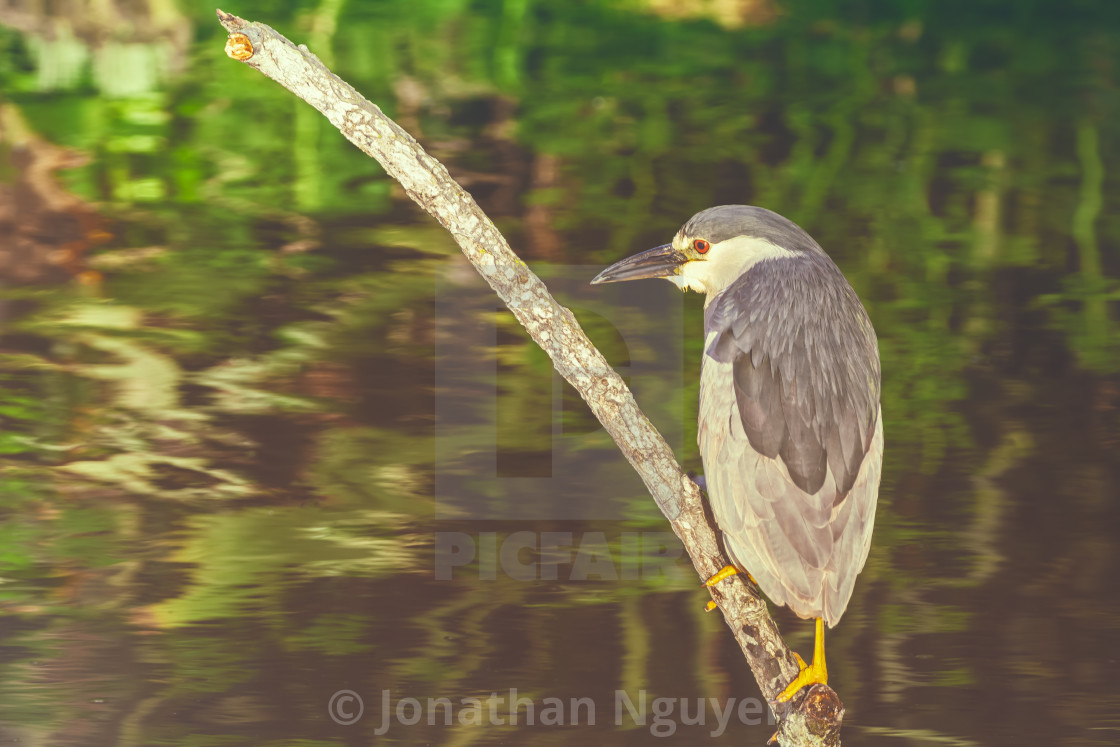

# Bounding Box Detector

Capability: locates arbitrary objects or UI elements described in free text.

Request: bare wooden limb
[214,10,842,744]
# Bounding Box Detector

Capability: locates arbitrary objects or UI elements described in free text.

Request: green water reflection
[1,0,1119,744]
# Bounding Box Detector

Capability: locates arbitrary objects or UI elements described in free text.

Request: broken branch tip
[215,8,246,31]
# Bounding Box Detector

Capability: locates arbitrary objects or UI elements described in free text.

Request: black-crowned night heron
[592,205,882,702]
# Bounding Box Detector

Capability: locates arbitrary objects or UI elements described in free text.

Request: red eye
[693,239,710,254]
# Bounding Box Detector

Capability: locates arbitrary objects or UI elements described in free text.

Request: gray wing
[700,256,882,626]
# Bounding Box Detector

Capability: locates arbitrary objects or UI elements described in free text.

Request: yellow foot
[773,654,827,702]
[702,566,758,611]
[702,565,755,587]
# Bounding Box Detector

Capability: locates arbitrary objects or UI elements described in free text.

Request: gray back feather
[705,252,880,498]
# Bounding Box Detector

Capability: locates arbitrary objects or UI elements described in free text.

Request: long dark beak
[590,244,686,285]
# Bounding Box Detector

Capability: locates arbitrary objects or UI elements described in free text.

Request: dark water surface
[1,1,1119,745]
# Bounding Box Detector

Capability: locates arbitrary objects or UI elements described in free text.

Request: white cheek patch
[677,236,797,298]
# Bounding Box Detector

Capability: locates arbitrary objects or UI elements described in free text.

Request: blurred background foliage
[0,0,1118,744]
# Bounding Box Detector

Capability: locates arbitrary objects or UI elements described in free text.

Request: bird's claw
[770,651,827,704]
[703,564,740,587]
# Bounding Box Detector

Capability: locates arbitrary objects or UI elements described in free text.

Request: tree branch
[214,10,842,744]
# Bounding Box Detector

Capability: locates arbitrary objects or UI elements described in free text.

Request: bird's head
[591,205,824,298]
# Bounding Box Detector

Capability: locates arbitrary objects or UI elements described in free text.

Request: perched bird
[592,205,882,701]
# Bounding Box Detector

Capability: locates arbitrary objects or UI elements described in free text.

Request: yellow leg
[773,617,828,703]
